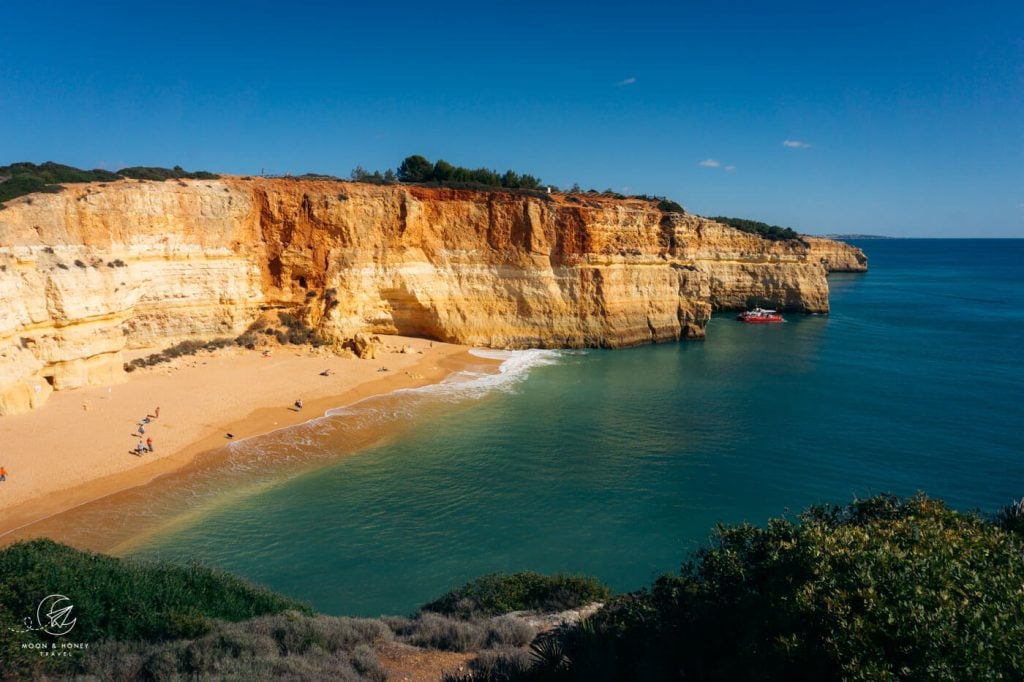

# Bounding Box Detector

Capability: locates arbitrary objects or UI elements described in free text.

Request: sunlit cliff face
[0,178,864,414]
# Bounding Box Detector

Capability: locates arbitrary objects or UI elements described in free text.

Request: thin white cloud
[724,165,736,172]
[616,76,637,86]
[783,139,812,148]
[698,159,721,168]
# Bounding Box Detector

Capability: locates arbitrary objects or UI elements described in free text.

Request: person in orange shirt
[0,466,7,482]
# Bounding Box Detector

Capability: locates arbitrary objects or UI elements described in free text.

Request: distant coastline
[819,233,894,240]
[818,235,1023,240]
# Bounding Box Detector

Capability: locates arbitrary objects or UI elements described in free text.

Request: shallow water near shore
[128,239,1023,616]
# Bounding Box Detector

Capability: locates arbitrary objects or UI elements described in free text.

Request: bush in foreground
[71,614,392,681]
[0,539,310,674]
[8,495,1023,680]
[527,494,1024,681]
[0,538,550,679]
[421,572,610,619]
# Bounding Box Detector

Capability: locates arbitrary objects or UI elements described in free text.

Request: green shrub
[235,331,259,348]
[0,162,217,205]
[117,165,219,181]
[278,312,302,328]
[657,198,685,213]
[350,166,397,184]
[0,539,310,675]
[0,174,47,203]
[274,311,326,346]
[994,497,1024,535]
[288,172,343,181]
[709,215,802,241]
[422,572,610,618]
[395,154,544,190]
[541,494,1024,681]
[123,337,240,372]
[0,162,121,206]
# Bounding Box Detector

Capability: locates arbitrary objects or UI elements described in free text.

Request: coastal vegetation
[1,158,701,226]
[396,155,544,191]
[421,572,610,618]
[656,198,685,213]
[3,494,1022,679]
[489,494,1024,681]
[116,166,219,181]
[0,162,118,204]
[123,312,328,372]
[0,538,310,677]
[709,215,803,241]
[0,162,219,206]
[1,162,823,248]
[350,166,398,184]
[123,337,238,372]
[0,540,558,679]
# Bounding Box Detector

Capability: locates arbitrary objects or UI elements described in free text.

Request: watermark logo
[8,594,92,657]
[12,594,77,637]
[36,594,77,637]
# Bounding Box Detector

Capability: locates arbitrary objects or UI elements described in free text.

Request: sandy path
[0,336,484,540]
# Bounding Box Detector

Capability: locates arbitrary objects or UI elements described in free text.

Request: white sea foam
[224,349,564,463]
[326,348,563,417]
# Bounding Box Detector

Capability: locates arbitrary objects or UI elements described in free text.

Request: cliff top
[3,168,824,247]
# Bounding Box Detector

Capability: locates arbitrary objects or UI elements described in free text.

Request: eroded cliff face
[0,178,865,414]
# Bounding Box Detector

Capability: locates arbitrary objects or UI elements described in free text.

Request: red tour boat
[737,307,784,323]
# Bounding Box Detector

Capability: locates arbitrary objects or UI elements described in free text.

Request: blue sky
[2,1,1021,236]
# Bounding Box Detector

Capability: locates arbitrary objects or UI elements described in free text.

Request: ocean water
[132,239,1024,616]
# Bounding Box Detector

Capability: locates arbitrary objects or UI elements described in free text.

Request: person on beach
[294,399,303,410]
[155,406,160,418]
[0,466,7,481]
[146,437,153,453]
[138,424,145,435]
[135,441,145,455]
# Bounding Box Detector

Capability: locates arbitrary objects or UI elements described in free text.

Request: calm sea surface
[132,239,1024,616]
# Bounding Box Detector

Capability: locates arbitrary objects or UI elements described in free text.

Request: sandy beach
[0,335,487,543]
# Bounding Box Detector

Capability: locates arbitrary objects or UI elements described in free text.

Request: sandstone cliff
[0,178,865,414]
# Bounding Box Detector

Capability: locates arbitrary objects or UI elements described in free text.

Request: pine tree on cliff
[397,155,433,183]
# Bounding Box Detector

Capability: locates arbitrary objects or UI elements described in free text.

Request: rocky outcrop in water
[0,177,865,413]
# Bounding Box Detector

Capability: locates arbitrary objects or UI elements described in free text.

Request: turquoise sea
[131,239,1024,616]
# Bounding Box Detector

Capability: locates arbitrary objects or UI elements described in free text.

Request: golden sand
[0,336,488,545]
